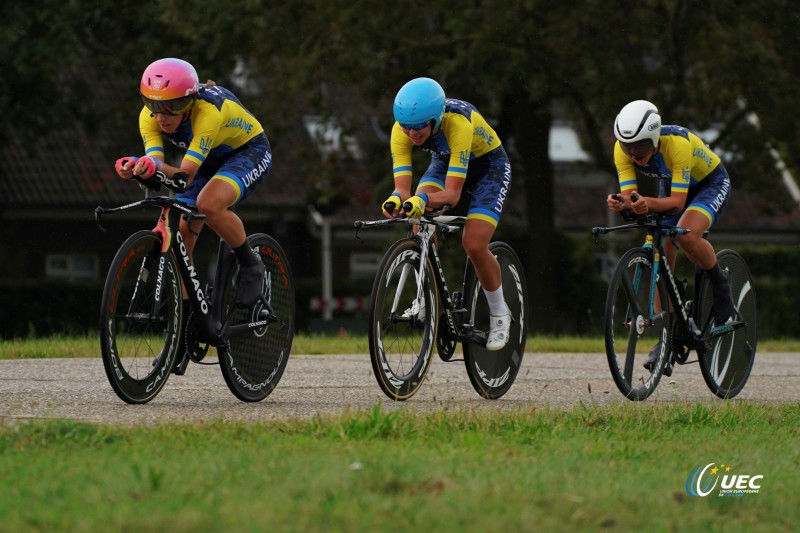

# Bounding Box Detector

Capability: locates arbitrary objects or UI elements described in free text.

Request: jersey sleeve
[183,108,222,166]
[441,113,473,179]
[139,107,165,158]
[614,141,637,191]
[390,122,414,180]
[667,135,693,195]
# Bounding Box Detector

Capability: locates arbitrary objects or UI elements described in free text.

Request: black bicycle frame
[416,220,484,345]
[97,196,272,347]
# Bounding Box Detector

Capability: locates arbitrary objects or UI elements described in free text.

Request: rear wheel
[462,242,527,399]
[604,248,671,401]
[99,231,182,404]
[695,249,757,399]
[218,234,295,402]
[368,238,438,401]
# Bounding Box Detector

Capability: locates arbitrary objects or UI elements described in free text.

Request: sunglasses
[141,94,196,116]
[620,139,655,159]
[399,120,431,131]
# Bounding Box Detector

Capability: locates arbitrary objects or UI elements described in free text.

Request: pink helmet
[139,58,199,115]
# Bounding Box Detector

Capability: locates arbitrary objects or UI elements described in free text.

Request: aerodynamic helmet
[393,77,446,131]
[139,58,199,115]
[614,100,662,147]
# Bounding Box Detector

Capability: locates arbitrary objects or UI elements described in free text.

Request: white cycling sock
[483,285,508,316]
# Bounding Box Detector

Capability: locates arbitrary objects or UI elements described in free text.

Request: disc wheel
[462,242,527,399]
[695,249,757,399]
[218,234,295,402]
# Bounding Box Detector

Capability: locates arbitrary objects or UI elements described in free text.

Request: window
[46,254,99,280]
[349,252,383,279]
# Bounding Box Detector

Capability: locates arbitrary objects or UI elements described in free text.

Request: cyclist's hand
[382,193,402,218]
[134,156,163,179]
[402,193,428,219]
[630,192,648,214]
[607,193,625,212]
[115,156,139,179]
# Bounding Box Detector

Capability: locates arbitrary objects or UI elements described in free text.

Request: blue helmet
[393,77,446,130]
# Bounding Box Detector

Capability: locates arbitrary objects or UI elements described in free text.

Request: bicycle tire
[99,231,182,404]
[462,242,528,399]
[695,249,757,399]
[368,237,438,401]
[604,248,671,401]
[218,234,295,402]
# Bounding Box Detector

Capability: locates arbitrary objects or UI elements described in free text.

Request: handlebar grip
[133,175,161,192]
[384,201,397,213]
[403,201,413,212]
[613,193,640,202]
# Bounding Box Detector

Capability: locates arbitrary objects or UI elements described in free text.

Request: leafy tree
[4,0,800,333]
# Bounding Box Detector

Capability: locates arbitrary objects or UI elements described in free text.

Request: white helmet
[614,100,661,147]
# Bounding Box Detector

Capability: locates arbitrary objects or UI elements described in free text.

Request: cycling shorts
[663,164,731,227]
[417,146,512,227]
[177,133,271,205]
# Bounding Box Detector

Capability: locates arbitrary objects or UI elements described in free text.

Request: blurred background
[1,0,798,339]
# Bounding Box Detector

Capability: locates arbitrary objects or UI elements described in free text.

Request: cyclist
[383,77,513,351]
[607,99,734,370]
[114,57,271,372]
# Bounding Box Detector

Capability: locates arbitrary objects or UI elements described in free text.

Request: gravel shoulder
[1,353,796,426]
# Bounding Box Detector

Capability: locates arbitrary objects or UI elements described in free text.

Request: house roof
[0,124,309,214]
[3,120,798,240]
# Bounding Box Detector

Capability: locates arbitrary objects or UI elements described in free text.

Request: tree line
[3,0,799,331]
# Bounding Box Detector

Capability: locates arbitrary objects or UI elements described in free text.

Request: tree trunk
[503,95,560,333]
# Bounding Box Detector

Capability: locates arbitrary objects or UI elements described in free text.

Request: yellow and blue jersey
[139,84,265,167]
[615,125,721,196]
[390,99,502,181]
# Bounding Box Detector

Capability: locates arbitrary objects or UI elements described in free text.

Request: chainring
[671,316,691,364]
[185,312,211,363]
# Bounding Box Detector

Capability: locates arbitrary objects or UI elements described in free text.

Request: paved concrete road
[0,353,797,426]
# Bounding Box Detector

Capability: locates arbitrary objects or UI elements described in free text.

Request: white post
[322,216,333,321]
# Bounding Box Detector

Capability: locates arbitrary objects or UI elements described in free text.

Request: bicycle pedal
[172,352,190,376]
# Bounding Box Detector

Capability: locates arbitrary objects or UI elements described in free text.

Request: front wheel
[695,249,757,399]
[462,242,528,399]
[604,248,671,401]
[218,234,295,402]
[368,238,438,401]
[99,231,183,404]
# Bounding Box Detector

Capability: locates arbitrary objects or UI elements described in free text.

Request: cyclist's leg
[643,235,681,370]
[696,249,757,398]
[463,218,510,351]
[199,136,273,307]
[675,169,733,324]
[218,233,295,402]
[462,150,512,351]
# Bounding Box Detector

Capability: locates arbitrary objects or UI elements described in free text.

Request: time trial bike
[354,206,528,401]
[592,201,757,401]
[96,172,295,404]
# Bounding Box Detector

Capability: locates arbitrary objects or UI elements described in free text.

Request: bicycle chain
[185,312,211,363]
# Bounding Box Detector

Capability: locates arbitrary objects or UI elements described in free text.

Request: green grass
[1,333,798,359]
[0,403,797,532]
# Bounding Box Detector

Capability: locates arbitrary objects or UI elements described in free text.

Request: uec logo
[686,463,763,497]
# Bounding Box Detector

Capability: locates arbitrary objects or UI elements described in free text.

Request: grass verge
[0,402,797,532]
[1,334,799,359]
